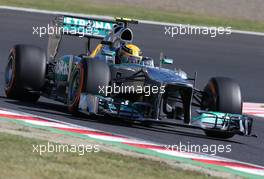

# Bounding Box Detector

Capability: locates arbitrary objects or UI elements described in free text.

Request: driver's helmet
[117,44,143,64]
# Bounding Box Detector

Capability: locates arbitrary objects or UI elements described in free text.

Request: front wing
[77,93,255,137]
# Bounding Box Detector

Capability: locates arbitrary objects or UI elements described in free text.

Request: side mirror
[102,49,116,57]
[159,52,173,68]
[161,58,174,65]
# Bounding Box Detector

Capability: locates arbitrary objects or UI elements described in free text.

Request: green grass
[0,0,264,32]
[0,132,216,179]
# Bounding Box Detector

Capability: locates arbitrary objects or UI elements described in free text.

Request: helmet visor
[121,55,142,64]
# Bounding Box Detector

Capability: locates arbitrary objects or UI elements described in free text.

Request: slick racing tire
[67,59,110,113]
[68,63,85,113]
[85,59,110,95]
[5,45,46,102]
[202,77,242,139]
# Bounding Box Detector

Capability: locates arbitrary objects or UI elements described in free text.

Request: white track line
[0,6,264,36]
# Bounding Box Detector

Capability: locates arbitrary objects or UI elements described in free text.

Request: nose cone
[146,67,192,87]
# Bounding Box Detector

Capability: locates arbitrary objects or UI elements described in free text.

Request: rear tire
[5,45,46,102]
[202,77,242,139]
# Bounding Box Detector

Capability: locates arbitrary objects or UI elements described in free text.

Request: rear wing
[47,15,138,60]
[53,15,117,38]
[48,15,117,60]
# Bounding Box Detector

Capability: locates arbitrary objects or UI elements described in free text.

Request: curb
[0,108,263,178]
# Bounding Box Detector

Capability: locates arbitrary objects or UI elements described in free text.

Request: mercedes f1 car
[4,15,254,139]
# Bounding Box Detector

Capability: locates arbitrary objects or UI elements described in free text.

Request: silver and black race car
[4,15,254,139]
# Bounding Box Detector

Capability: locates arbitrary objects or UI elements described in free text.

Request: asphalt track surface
[0,9,264,166]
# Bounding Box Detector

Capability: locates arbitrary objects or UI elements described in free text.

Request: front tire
[202,77,242,139]
[68,63,84,113]
[85,59,110,95]
[67,59,110,113]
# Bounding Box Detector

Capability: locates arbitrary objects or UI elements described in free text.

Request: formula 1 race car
[4,15,254,139]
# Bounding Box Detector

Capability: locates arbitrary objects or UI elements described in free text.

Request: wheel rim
[69,70,80,104]
[5,56,14,88]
